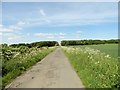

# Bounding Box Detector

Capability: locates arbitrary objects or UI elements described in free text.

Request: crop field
[1,44,56,89]
[82,44,118,58]
[62,44,119,88]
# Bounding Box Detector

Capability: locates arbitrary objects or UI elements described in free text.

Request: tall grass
[2,47,56,89]
[62,46,118,88]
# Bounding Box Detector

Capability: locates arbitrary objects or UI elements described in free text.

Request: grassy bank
[62,45,118,88]
[2,46,56,89]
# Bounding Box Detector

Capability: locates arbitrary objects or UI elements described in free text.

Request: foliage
[62,45,119,88]
[61,39,119,46]
[30,41,59,48]
[9,41,59,48]
[1,44,56,89]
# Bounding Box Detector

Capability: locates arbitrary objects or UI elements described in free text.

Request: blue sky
[1,2,118,44]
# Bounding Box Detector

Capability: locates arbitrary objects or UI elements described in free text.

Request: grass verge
[62,46,119,88]
[2,47,56,89]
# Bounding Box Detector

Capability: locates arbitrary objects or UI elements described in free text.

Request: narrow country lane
[6,48,84,88]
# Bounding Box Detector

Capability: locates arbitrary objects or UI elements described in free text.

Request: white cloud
[45,19,51,23]
[7,35,22,41]
[17,21,26,26]
[0,21,27,39]
[7,37,18,40]
[9,21,28,31]
[59,36,65,39]
[50,10,116,25]
[2,29,25,43]
[59,33,66,39]
[2,21,29,34]
[2,2,117,32]
[34,32,67,39]
[0,24,3,27]
[34,33,51,37]
[47,36,54,39]
[7,37,14,40]
[40,9,46,16]
[37,3,117,27]
[12,3,116,28]
[0,32,2,36]
[0,21,26,34]
[9,25,22,30]
[26,8,117,27]
[59,32,66,36]
[0,28,14,33]
[2,33,15,37]
[1,2,118,44]
[34,33,55,39]
[77,31,82,34]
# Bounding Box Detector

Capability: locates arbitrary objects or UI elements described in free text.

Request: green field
[73,44,118,59]
[83,44,118,59]
[62,44,119,88]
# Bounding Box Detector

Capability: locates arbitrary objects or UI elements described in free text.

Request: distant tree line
[1,39,119,47]
[5,41,59,48]
[29,41,59,48]
[61,39,119,46]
